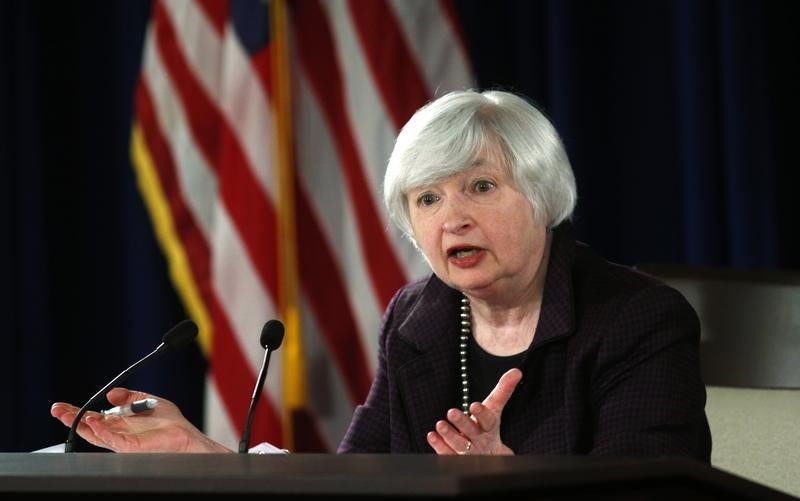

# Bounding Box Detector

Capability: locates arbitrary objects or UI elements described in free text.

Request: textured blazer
[339,224,712,462]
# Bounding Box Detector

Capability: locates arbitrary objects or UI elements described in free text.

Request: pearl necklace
[459,295,471,414]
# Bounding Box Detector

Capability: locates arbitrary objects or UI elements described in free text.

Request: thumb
[105,387,142,406]
[482,368,523,414]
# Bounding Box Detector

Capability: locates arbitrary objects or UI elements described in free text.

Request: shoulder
[571,240,695,319]
[381,274,454,332]
[378,274,461,354]
[386,275,435,314]
[567,240,701,359]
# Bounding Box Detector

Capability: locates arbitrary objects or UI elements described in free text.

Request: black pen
[101,398,159,417]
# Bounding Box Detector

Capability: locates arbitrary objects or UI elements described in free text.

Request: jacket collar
[392,223,577,451]
[398,222,577,352]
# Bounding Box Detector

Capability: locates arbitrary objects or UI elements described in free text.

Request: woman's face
[407,146,549,303]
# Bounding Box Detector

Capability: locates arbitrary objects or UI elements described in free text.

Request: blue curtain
[0,0,204,452]
[457,0,799,267]
[1,0,798,452]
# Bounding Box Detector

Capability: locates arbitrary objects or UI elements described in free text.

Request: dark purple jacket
[339,224,712,462]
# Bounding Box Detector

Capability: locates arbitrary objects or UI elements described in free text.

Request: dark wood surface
[0,453,795,499]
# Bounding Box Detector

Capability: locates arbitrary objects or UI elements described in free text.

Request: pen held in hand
[101,398,159,417]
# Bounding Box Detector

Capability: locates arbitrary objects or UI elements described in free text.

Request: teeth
[455,249,477,259]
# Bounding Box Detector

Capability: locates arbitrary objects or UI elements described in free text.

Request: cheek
[485,207,537,250]
[410,216,436,248]
[413,223,438,252]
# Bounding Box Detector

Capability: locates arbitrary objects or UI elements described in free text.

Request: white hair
[383,89,577,241]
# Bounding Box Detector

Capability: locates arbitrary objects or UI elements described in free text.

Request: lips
[446,245,484,267]
[447,245,478,258]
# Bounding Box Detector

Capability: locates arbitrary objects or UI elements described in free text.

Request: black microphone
[238,319,285,453]
[64,319,199,452]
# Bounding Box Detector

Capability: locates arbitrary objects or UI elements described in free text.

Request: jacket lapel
[394,279,461,452]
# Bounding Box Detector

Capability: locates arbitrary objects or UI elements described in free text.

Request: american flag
[131,0,473,452]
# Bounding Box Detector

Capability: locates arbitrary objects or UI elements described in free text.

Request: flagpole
[271,0,305,452]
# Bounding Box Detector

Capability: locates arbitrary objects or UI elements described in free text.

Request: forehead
[408,147,511,193]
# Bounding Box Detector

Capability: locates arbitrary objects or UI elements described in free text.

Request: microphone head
[162,319,199,350]
[260,320,285,350]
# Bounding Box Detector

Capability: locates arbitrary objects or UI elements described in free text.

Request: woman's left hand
[426,368,523,455]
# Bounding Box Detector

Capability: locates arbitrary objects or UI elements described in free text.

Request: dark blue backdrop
[1,0,798,452]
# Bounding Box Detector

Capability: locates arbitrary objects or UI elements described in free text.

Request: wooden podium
[0,453,794,499]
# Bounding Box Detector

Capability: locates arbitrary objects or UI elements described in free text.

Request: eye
[417,192,440,207]
[473,179,495,193]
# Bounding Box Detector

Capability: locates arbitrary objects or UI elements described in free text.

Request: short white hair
[383,89,577,241]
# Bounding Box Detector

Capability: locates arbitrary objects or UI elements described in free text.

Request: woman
[51,89,711,460]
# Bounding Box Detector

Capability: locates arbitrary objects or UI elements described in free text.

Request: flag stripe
[133,0,474,453]
[135,81,214,321]
[316,0,428,292]
[143,2,285,448]
[137,75,284,446]
[388,0,474,96]
[197,0,228,35]
[296,181,372,401]
[347,0,431,129]
[289,0,408,308]
[209,293,284,447]
[292,70,383,375]
[153,1,280,300]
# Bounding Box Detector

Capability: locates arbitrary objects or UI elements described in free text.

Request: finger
[468,402,498,432]
[435,419,472,454]
[105,388,133,406]
[83,414,125,451]
[446,408,481,437]
[57,410,108,449]
[482,368,523,414]
[50,402,79,423]
[426,431,456,455]
[105,388,152,407]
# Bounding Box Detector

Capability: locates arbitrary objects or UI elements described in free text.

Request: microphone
[64,319,199,452]
[238,319,285,453]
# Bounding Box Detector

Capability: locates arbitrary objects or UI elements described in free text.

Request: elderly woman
[51,89,711,460]
[339,89,710,459]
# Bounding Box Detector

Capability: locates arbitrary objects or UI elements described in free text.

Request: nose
[441,194,472,234]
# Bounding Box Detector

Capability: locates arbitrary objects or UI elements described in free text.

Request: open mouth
[448,247,479,259]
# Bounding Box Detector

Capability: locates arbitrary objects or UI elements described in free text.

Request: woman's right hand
[50,387,232,453]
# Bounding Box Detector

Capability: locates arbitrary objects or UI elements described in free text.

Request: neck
[465,231,551,356]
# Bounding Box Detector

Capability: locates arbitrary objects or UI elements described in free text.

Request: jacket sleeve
[337,290,401,453]
[589,284,712,462]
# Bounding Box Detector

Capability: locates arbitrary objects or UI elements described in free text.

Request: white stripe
[211,203,283,408]
[294,73,382,372]
[146,24,284,403]
[161,0,278,205]
[149,5,285,442]
[300,293,362,450]
[388,0,475,96]
[142,27,217,240]
[203,375,239,451]
[316,0,429,285]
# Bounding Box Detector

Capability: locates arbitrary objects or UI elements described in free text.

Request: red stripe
[196,0,228,36]
[136,81,213,309]
[152,1,279,301]
[289,0,408,309]
[210,292,284,447]
[250,47,274,99]
[136,79,283,446]
[297,181,373,403]
[346,0,431,129]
